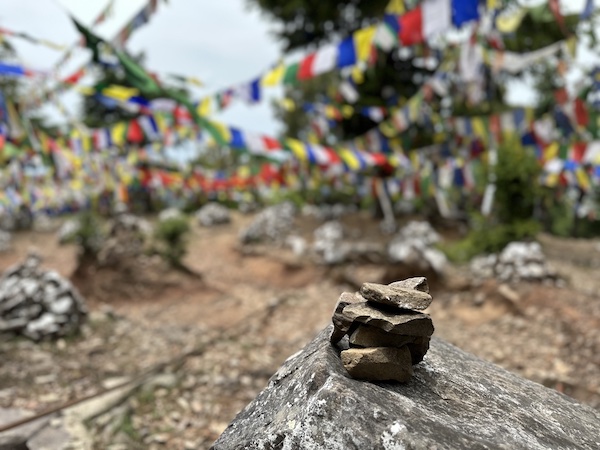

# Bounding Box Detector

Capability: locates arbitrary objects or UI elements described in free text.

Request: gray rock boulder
[239,202,296,244]
[387,221,447,276]
[196,203,231,227]
[212,326,600,450]
[470,241,559,284]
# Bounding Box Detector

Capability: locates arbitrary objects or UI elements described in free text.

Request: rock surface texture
[211,326,600,450]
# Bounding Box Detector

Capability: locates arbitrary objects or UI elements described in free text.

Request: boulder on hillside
[196,202,231,227]
[212,326,600,450]
[239,202,296,245]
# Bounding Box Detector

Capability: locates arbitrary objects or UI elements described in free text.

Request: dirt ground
[1,210,599,449]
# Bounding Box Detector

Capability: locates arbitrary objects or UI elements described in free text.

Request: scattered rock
[471,241,559,283]
[196,203,231,227]
[312,221,345,264]
[239,202,296,244]
[387,221,447,276]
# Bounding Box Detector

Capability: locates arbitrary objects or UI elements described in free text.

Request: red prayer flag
[126,119,144,143]
[399,7,423,46]
[298,53,317,80]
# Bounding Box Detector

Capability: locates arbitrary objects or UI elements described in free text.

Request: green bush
[441,140,542,262]
[153,216,190,267]
[441,218,540,262]
[73,211,105,261]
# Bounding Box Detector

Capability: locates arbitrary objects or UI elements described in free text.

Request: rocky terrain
[0,209,599,449]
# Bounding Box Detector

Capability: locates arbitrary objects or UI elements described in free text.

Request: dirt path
[1,213,600,448]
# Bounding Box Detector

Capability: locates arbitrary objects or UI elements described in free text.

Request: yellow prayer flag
[111,122,127,146]
[341,105,354,118]
[351,66,365,84]
[211,121,232,143]
[487,0,500,10]
[285,138,308,162]
[544,142,559,161]
[496,8,527,33]
[576,168,590,190]
[307,132,320,144]
[103,85,139,101]
[566,36,578,59]
[471,118,487,144]
[338,148,361,171]
[261,62,285,87]
[197,97,212,116]
[545,173,559,187]
[354,25,376,62]
[280,98,296,111]
[385,0,405,14]
[81,131,92,152]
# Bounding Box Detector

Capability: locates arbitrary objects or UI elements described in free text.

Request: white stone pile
[387,221,447,275]
[0,254,87,340]
[470,241,558,283]
[239,202,296,244]
[196,203,231,227]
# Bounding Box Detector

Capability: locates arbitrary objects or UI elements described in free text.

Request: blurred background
[1,0,600,448]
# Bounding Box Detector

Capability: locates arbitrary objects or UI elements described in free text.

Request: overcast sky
[1,0,284,135]
[1,0,595,139]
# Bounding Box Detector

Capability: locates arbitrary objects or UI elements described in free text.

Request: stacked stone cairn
[331,277,434,382]
[0,254,87,340]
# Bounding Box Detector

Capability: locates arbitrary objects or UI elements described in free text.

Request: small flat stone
[330,292,363,344]
[349,325,416,349]
[360,282,432,311]
[389,277,429,294]
[341,346,413,382]
[341,302,434,337]
[406,336,431,364]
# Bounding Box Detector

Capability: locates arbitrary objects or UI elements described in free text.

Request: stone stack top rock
[360,280,432,310]
[331,277,434,383]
